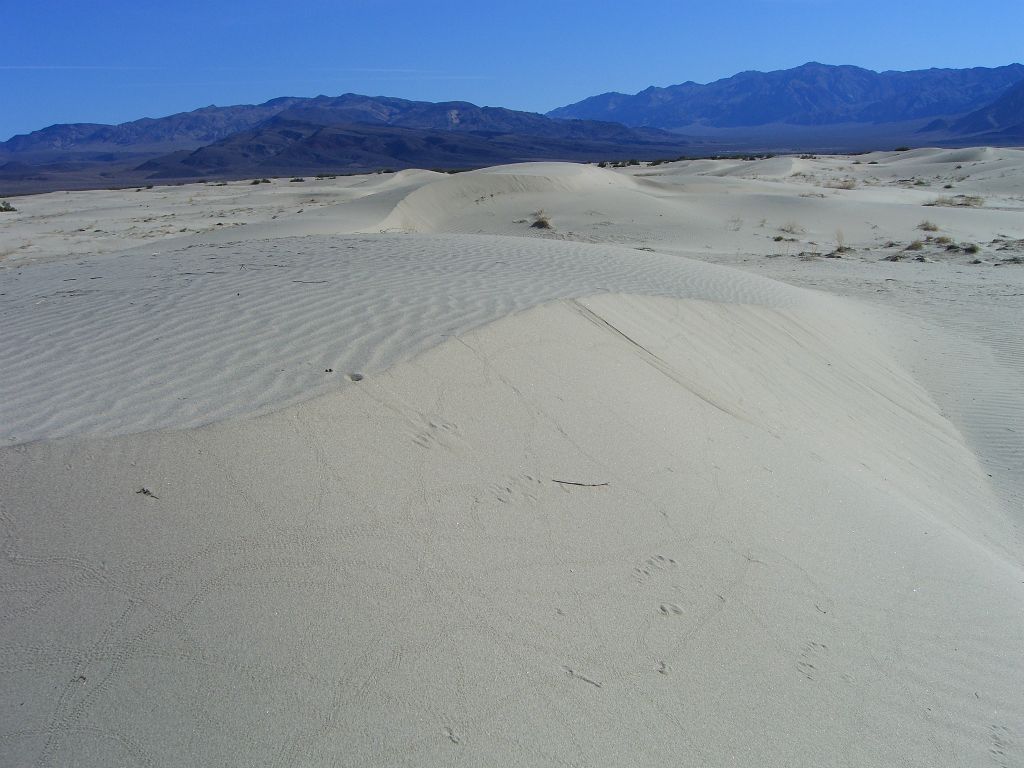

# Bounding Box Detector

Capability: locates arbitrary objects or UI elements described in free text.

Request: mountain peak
[548,62,1024,130]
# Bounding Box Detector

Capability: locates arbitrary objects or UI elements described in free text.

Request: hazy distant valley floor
[1,149,1023,767]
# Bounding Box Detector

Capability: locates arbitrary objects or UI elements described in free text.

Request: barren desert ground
[2,148,1023,767]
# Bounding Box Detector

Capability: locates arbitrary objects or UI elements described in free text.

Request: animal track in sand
[411,418,462,450]
[797,640,828,681]
[633,554,678,584]
[489,473,543,504]
[989,724,1013,768]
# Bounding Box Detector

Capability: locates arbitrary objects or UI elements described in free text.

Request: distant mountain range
[0,95,691,193]
[3,63,1023,194]
[548,62,1024,134]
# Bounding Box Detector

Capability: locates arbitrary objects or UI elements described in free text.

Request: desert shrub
[905,240,925,251]
[779,221,805,235]
[917,220,939,231]
[834,229,853,253]
[825,178,857,190]
[597,161,608,168]
[963,243,980,254]
[926,195,983,208]
[933,235,953,245]
[0,200,16,213]
[290,177,305,183]
[529,210,552,229]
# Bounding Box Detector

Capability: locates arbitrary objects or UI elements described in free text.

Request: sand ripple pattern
[0,233,805,444]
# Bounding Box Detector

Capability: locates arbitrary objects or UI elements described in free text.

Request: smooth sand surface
[1,151,1023,766]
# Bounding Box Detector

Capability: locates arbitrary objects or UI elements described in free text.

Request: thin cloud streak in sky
[0,65,164,70]
[0,65,477,75]
[108,76,496,89]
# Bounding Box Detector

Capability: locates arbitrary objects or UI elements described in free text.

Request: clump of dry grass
[917,220,939,232]
[925,195,984,208]
[825,178,857,190]
[0,201,16,213]
[779,221,805,235]
[905,240,925,251]
[833,229,854,254]
[530,210,553,229]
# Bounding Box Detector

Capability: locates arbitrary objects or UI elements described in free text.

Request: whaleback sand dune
[2,150,1023,767]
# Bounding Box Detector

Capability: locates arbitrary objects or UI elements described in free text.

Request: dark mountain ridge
[948,79,1024,139]
[136,114,692,179]
[0,94,673,159]
[0,96,692,193]
[548,62,1024,130]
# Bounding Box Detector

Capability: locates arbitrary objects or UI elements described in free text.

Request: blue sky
[3,0,1023,140]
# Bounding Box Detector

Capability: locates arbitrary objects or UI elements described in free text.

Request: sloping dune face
[1,290,1021,767]
[2,155,1024,767]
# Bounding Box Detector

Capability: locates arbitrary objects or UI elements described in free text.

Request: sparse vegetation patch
[530,210,553,230]
[926,195,984,208]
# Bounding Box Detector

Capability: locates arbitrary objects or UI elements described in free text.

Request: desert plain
[1,147,1023,766]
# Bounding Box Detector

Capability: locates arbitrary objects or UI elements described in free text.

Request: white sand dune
[2,149,1023,767]
[0,234,805,444]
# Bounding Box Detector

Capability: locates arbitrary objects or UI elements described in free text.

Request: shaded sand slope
[2,293,1021,767]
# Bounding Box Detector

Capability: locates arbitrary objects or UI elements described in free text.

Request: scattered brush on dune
[926,194,984,208]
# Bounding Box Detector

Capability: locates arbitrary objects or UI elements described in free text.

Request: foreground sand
[1,150,1023,766]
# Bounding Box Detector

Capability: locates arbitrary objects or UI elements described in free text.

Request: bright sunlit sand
[2,150,1023,766]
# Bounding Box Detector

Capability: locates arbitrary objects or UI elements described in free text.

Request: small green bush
[0,200,16,213]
